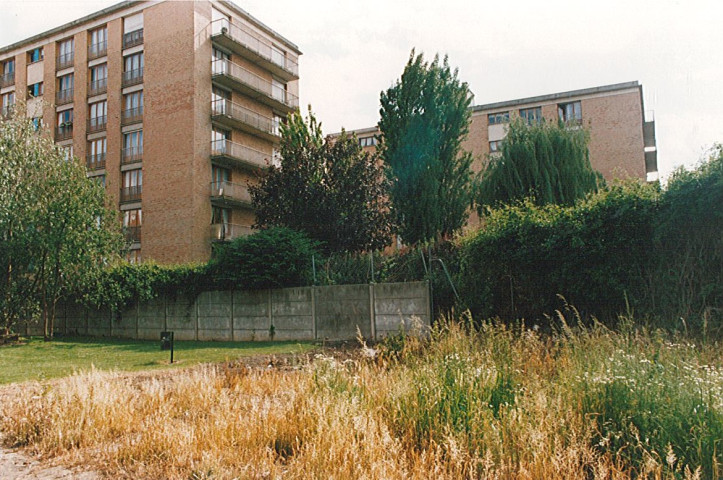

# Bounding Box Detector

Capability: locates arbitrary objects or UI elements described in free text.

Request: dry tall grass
[2,318,721,479]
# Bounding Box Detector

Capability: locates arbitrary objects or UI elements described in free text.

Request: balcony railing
[121,146,143,165]
[56,88,74,106]
[121,106,143,125]
[210,19,298,81]
[122,68,144,87]
[123,29,144,49]
[120,185,142,203]
[87,115,107,133]
[210,223,253,242]
[55,123,73,141]
[210,180,252,206]
[56,52,74,70]
[88,41,107,60]
[210,139,269,170]
[211,99,279,141]
[124,225,141,243]
[0,72,14,88]
[86,153,106,171]
[88,78,107,96]
[211,59,298,111]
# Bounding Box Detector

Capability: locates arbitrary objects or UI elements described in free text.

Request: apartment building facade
[0,0,300,264]
[352,81,658,182]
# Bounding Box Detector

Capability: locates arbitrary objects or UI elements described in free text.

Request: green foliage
[0,112,122,337]
[477,118,603,212]
[650,145,723,326]
[209,227,319,290]
[251,108,394,253]
[379,50,476,244]
[460,181,659,321]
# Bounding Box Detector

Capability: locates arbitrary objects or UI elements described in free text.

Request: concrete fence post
[369,283,376,341]
[311,286,317,340]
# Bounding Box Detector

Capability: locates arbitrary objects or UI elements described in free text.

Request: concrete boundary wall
[46,281,430,341]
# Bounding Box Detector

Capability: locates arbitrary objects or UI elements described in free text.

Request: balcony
[88,78,107,97]
[120,185,142,203]
[56,88,74,106]
[121,106,143,126]
[210,223,253,242]
[121,146,143,165]
[123,29,144,49]
[0,72,14,88]
[56,52,74,70]
[55,123,73,141]
[88,41,107,60]
[86,153,106,171]
[211,59,298,113]
[210,19,298,81]
[210,180,253,208]
[122,68,143,88]
[87,115,107,134]
[211,99,280,143]
[210,139,269,170]
[124,225,141,243]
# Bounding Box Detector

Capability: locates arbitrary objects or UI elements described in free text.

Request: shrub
[208,227,319,289]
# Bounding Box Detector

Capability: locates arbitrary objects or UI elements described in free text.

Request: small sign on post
[160,331,174,364]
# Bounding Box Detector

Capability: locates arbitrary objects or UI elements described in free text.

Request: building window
[56,109,73,140]
[122,53,144,87]
[89,63,108,96]
[123,13,144,48]
[31,117,43,131]
[88,26,107,59]
[212,165,230,184]
[211,127,230,153]
[88,100,107,132]
[88,137,107,170]
[127,249,141,264]
[121,168,142,202]
[488,112,510,125]
[27,82,43,97]
[1,91,14,118]
[123,208,142,243]
[91,174,106,188]
[212,48,229,75]
[122,91,143,124]
[359,136,377,148]
[489,140,503,153]
[56,73,74,105]
[212,87,230,114]
[122,130,143,164]
[558,101,582,124]
[60,145,73,162]
[27,47,44,63]
[271,78,287,103]
[271,45,286,69]
[519,107,542,125]
[272,114,283,136]
[0,59,14,88]
[56,38,74,69]
[212,206,230,236]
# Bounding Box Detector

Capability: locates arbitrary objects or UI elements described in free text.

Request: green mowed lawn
[0,336,316,384]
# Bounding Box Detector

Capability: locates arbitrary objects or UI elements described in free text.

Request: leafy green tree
[477,118,603,212]
[0,112,122,338]
[378,50,475,244]
[250,108,394,253]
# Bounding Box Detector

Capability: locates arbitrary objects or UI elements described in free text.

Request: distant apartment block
[351,81,658,183]
[0,0,300,264]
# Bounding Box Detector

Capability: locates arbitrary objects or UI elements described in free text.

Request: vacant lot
[0,337,315,385]
[1,320,722,479]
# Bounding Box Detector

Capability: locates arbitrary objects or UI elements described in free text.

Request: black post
[161,331,174,364]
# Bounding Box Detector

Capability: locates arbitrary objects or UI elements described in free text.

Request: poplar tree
[476,118,602,212]
[378,50,475,245]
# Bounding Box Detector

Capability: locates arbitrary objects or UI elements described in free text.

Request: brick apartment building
[0,0,300,264]
[351,81,658,183]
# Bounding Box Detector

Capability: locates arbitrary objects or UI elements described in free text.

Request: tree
[250,108,394,253]
[0,111,122,338]
[378,50,476,245]
[476,118,603,212]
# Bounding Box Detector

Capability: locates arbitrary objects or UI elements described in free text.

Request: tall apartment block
[352,81,658,182]
[0,0,301,264]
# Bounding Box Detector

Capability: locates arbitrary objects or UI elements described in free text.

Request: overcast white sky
[2,0,721,179]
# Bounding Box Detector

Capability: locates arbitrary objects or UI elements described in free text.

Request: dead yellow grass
[1,321,719,479]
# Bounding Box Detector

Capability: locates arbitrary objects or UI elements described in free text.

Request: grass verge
[0,337,315,384]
